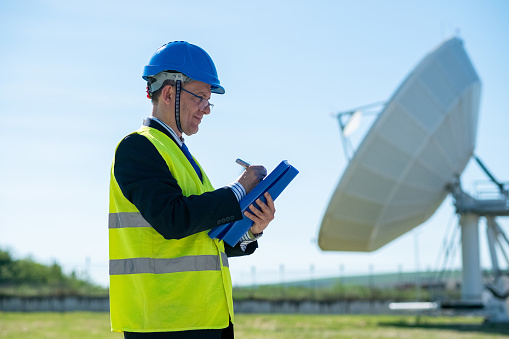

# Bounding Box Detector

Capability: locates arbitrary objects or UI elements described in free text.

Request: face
[179,81,212,136]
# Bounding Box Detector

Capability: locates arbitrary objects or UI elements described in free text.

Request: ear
[160,84,174,106]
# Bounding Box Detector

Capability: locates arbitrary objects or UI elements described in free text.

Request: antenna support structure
[446,159,509,322]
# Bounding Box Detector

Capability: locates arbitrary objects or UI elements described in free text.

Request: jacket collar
[143,117,183,146]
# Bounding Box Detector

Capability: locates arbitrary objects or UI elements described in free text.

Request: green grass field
[1,312,509,338]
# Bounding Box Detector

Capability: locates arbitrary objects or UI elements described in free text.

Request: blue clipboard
[208,160,299,246]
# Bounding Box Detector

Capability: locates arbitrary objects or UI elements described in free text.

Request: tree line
[0,248,107,296]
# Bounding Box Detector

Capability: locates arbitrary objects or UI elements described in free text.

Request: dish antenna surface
[319,37,481,252]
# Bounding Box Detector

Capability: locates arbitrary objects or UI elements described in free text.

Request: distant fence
[0,295,109,312]
[1,296,427,315]
[230,265,463,288]
[231,266,465,302]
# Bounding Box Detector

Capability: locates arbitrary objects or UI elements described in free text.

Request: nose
[200,105,211,114]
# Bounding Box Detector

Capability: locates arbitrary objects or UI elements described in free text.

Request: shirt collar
[143,117,184,147]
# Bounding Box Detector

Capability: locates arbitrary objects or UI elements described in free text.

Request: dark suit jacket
[113,118,257,256]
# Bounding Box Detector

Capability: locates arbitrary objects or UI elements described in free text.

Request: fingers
[264,192,275,213]
[244,205,264,221]
[245,193,275,234]
[251,166,267,180]
[254,193,275,216]
[236,165,267,194]
[246,166,267,182]
[245,194,274,219]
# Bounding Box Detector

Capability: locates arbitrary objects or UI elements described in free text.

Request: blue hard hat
[143,41,225,94]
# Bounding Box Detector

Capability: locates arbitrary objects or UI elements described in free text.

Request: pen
[235,158,250,169]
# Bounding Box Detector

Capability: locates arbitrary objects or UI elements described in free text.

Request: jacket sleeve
[113,133,245,240]
[224,241,258,257]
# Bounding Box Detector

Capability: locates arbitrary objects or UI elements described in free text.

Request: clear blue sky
[1,0,508,286]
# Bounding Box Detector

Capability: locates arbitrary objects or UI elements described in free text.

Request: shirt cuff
[239,230,262,252]
[226,183,257,252]
[227,182,247,202]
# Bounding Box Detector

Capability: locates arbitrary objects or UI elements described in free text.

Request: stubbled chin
[185,126,199,136]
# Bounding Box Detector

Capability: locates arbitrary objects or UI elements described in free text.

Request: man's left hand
[244,192,276,235]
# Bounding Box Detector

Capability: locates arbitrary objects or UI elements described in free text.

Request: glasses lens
[199,99,213,110]
[182,88,213,110]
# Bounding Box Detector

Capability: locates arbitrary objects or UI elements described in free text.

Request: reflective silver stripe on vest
[109,212,151,229]
[221,251,229,268]
[110,252,229,275]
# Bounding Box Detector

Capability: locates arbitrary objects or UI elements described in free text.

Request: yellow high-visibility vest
[109,126,233,332]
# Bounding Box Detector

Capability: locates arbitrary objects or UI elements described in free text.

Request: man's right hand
[236,165,267,194]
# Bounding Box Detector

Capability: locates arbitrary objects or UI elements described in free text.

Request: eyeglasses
[181,88,214,110]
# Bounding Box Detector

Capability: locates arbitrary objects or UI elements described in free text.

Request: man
[108,41,275,338]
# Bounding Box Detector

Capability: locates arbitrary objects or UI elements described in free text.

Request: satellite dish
[319,37,481,252]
